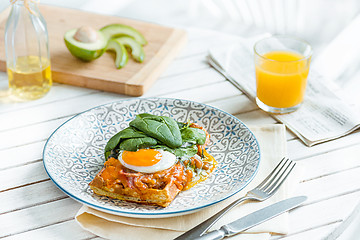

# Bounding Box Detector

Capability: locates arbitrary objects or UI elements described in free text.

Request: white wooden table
[1,1,360,240]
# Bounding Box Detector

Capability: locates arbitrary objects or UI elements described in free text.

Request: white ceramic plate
[43,98,260,218]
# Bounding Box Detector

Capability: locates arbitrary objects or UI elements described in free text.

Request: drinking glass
[254,36,312,114]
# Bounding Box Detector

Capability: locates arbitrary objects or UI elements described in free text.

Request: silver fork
[174,158,296,240]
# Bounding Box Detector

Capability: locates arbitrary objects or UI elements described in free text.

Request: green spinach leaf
[181,127,206,145]
[104,114,206,161]
[151,145,175,154]
[119,137,157,151]
[104,127,157,154]
[151,144,198,160]
[177,121,190,130]
[105,149,119,160]
[174,145,198,159]
[129,113,182,148]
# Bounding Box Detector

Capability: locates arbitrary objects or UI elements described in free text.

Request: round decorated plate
[43,98,260,218]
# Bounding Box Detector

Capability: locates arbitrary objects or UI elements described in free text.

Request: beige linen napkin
[76,124,299,240]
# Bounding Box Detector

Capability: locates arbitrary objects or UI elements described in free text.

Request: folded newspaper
[208,40,360,147]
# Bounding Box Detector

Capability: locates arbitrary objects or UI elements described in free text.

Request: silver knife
[175,196,307,240]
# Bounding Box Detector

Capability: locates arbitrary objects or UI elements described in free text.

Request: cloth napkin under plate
[76,124,300,240]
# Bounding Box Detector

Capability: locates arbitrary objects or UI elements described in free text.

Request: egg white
[118,149,177,173]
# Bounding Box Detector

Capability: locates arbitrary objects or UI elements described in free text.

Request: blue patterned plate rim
[43,97,261,217]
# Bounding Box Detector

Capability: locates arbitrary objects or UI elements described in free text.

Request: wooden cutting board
[0,5,187,96]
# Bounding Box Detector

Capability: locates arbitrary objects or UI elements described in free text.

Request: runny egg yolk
[121,149,162,166]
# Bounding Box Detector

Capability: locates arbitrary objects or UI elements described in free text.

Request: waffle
[89,158,189,207]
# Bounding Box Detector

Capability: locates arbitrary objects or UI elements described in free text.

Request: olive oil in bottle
[7,56,52,100]
[5,0,52,100]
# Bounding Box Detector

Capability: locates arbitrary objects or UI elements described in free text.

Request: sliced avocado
[116,36,145,63]
[106,38,129,69]
[100,24,147,45]
[64,28,107,61]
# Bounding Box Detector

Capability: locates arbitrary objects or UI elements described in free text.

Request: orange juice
[255,50,310,108]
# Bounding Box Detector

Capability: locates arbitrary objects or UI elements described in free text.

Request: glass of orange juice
[254,36,312,114]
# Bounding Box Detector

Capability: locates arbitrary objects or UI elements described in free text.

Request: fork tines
[259,158,296,195]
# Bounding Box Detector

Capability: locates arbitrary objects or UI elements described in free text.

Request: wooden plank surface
[0,5,187,96]
[1,26,360,240]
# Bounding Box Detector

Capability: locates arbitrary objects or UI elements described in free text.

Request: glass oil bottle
[5,0,52,100]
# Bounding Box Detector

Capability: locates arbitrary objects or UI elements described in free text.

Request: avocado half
[64,28,107,61]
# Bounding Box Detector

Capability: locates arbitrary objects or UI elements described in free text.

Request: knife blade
[178,196,307,240]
